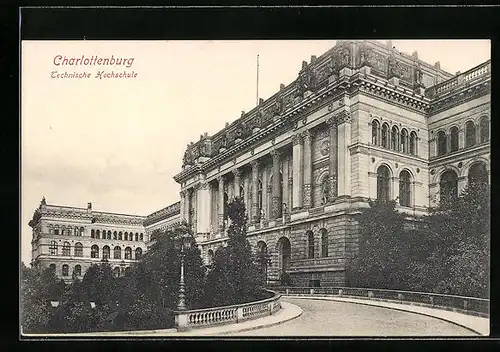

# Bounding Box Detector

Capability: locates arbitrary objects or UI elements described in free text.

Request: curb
[285,295,486,336]
[213,302,303,336]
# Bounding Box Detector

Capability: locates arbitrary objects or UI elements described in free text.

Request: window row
[376,166,413,207]
[372,120,418,156]
[49,263,81,277]
[90,229,144,242]
[90,245,143,261]
[306,228,329,259]
[439,162,488,199]
[48,226,85,236]
[436,117,490,156]
[49,241,83,257]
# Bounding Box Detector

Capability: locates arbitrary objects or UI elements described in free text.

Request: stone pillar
[196,181,212,235]
[292,133,304,209]
[282,153,289,216]
[179,190,186,221]
[271,150,282,218]
[243,176,250,217]
[217,176,225,234]
[191,188,197,233]
[302,130,313,208]
[251,160,260,224]
[337,112,352,197]
[458,176,468,195]
[233,168,241,199]
[326,116,338,200]
[458,128,465,149]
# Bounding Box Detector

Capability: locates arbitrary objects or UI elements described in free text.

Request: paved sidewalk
[285,295,489,336]
[27,302,303,337]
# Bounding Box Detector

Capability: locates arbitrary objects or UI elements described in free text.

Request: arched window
[307,231,314,259]
[480,117,489,143]
[74,265,81,277]
[124,232,128,241]
[440,170,458,200]
[125,267,131,275]
[114,246,121,259]
[410,131,417,155]
[381,123,390,148]
[465,121,476,147]
[74,242,83,257]
[79,227,84,236]
[140,233,143,241]
[113,267,121,278]
[118,232,122,240]
[68,228,73,236]
[450,127,459,152]
[207,249,214,265]
[400,129,409,154]
[399,170,412,207]
[113,231,117,240]
[257,179,263,215]
[124,247,132,260]
[468,162,488,186]
[437,131,447,156]
[321,175,330,205]
[320,228,328,257]
[107,230,111,240]
[62,241,71,256]
[135,233,139,241]
[135,248,143,261]
[377,165,391,201]
[91,229,95,239]
[62,264,69,277]
[372,120,380,145]
[391,126,399,151]
[96,230,100,239]
[91,245,99,258]
[102,246,110,260]
[49,263,56,273]
[61,228,66,236]
[49,241,58,256]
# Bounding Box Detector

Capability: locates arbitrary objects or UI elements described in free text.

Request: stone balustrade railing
[174,289,281,331]
[273,286,489,318]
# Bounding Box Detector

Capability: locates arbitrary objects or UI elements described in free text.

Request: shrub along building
[29,199,181,283]
[173,40,490,287]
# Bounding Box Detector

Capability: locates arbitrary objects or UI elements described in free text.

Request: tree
[80,260,116,305]
[428,182,490,297]
[20,263,58,334]
[205,197,261,306]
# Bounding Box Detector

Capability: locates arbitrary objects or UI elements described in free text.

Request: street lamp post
[177,229,191,311]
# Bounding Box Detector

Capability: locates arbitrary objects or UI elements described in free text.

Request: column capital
[199,181,209,190]
[301,129,313,142]
[180,190,186,197]
[326,116,338,129]
[336,110,352,125]
[250,160,260,171]
[217,176,225,185]
[232,168,241,178]
[271,149,281,161]
[292,133,303,146]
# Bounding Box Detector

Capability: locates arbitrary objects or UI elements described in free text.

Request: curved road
[229,297,477,336]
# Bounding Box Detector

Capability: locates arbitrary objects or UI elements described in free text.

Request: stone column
[458,128,465,149]
[196,181,211,235]
[233,168,241,199]
[191,187,198,233]
[302,130,313,208]
[326,116,338,200]
[185,189,192,225]
[282,153,289,216]
[251,160,260,224]
[292,133,304,209]
[243,176,250,217]
[271,150,282,219]
[179,190,186,221]
[337,111,352,197]
[217,176,225,234]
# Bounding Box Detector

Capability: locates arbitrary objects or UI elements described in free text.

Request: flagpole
[256,54,259,106]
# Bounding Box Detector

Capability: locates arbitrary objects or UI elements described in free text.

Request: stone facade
[174,40,491,286]
[29,199,180,283]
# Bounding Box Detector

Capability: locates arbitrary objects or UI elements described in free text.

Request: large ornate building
[29,199,181,282]
[174,40,490,286]
[29,40,490,287]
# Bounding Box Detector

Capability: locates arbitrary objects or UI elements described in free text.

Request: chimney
[455,71,461,76]
[87,202,92,210]
[434,61,440,69]
[204,132,208,137]
[259,98,264,105]
[386,40,393,49]
[225,122,229,128]
[310,55,317,63]
[412,51,418,59]
[200,134,203,140]
[302,60,308,69]
[280,83,285,90]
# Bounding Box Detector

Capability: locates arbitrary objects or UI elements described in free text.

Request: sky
[21,39,490,265]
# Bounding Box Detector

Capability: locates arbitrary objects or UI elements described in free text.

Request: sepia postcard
[20,31,491,339]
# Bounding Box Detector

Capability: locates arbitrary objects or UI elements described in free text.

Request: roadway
[227,297,477,336]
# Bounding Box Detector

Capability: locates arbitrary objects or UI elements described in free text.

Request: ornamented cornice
[143,202,181,227]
